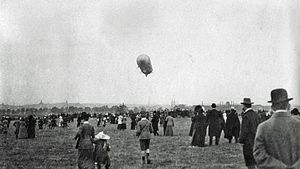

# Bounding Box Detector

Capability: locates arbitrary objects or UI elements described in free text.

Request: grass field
[0,118,247,169]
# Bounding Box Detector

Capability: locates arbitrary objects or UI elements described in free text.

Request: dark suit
[225,112,240,143]
[207,109,224,145]
[254,110,300,169]
[239,108,260,167]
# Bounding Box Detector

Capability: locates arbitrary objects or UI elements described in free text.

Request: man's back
[137,119,153,140]
[207,109,222,125]
[254,111,300,167]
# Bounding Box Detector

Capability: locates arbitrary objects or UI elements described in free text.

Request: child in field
[94,131,111,169]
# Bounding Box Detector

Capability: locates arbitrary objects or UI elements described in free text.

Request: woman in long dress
[18,118,28,139]
[75,112,95,169]
[165,112,174,136]
[191,105,208,147]
[117,115,123,130]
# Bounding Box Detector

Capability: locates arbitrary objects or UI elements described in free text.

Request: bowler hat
[268,88,293,104]
[241,98,254,105]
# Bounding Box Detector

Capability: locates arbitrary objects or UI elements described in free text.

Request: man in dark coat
[151,111,160,136]
[206,103,224,146]
[225,107,240,143]
[27,115,36,138]
[77,115,82,128]
[130,112,137,130]
[239,98,260,169]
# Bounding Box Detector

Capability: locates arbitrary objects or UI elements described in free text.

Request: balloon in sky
[136,54,153,77]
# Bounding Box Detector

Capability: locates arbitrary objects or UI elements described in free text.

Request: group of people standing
[12,115,36,139]
[130,110,175,137]
[189,103,240,147]
[188,88,300,169]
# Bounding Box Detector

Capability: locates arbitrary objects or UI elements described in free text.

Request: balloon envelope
[137,54,153,77]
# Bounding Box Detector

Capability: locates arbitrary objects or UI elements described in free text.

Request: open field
[0,118,247,169]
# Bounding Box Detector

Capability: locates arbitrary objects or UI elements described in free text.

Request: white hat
[230,106,235,110]
[95,131,110,140]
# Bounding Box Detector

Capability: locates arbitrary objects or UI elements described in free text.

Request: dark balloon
[136,54,153,77]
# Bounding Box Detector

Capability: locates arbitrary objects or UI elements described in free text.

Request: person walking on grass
[206,103,224,146]
[160,112,167,136]
[27,115,36,138]
[191,105,208,147]
[239,98,260,169]
[94,132,111,169]
[18,117,28,139]
[75,112,95,169]
[151,111,160,136]
[224,107,240,143]
[13,118,21,139]
[254,88,300,169]
[165,112,174,136]
[136,111,153,164]
[2,117,9,142]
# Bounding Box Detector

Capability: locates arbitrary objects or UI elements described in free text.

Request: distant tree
[78,107,83,112]
[84,107,91,113]
[117,104,128,114]
[69,106,78,113]
[51,107,60,114]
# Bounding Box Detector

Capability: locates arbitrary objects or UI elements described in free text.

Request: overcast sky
[0,0,299,105]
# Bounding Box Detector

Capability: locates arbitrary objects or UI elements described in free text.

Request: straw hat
[95,131,110,140]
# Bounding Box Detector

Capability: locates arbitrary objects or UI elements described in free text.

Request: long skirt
[18,125,28,139]
[165,126,173,136]
[78,149,95,169]
[191,129,205,147]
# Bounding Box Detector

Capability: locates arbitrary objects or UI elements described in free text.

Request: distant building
[171,99,176,108]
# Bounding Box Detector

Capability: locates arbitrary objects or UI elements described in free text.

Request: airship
[136,54,153,77]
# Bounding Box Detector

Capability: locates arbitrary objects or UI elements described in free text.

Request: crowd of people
[1,88,300,169]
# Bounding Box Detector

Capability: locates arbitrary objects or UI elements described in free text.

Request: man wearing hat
[239,98,260,169]
[136,111,153,164]
[253,88,300,169]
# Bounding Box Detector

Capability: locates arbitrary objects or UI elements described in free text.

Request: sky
[0,0,299,106]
